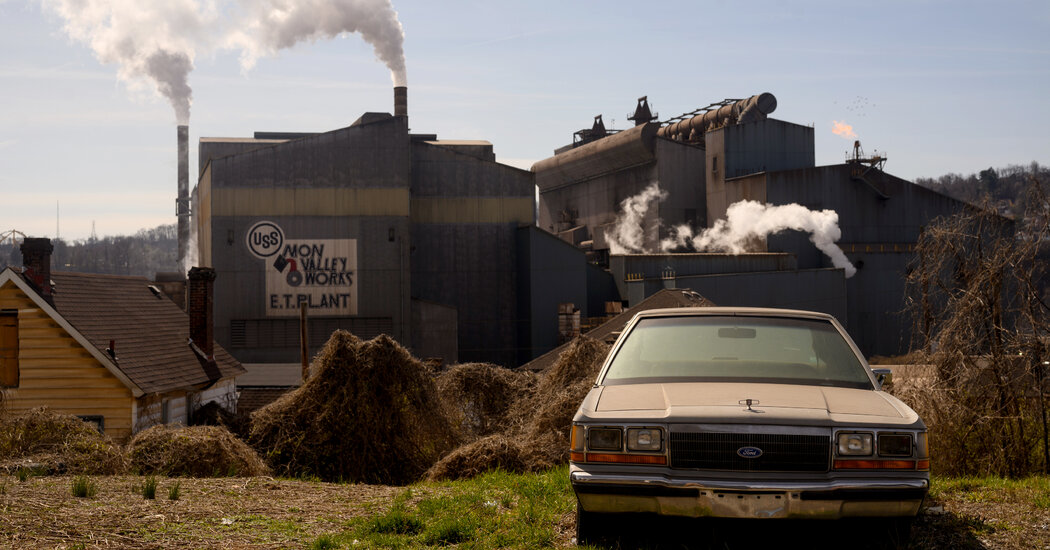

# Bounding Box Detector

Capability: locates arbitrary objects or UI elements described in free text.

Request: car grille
[669,432,830,472]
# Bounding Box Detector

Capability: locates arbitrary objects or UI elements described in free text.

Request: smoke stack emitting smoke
[177,125,190,268]
[605,184,857,278]
[43,0,409,123]
[44,0,408,270]
[229,0,407,87]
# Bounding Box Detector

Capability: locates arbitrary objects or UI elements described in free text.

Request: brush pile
[128,424,269,477]
[427,335,609,480]
[250,331,459,484]
[0,407,127,474]
[435,362,536,437]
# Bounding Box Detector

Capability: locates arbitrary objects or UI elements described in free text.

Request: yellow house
[0,239,244,442]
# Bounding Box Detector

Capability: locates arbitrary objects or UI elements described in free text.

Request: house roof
[2,268,244,395]
[518,288,716,372]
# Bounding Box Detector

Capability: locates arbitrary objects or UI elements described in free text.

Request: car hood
[580,382,922,427]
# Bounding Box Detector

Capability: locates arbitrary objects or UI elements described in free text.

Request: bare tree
[902,180,1050,476]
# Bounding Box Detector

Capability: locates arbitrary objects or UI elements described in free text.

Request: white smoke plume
[661,200,857,277]
[41,0,215,124]
[40,0,408,123]
[228,0,408,86]
[604,182,667,254]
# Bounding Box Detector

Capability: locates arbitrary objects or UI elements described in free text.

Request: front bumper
[571,467,928,519]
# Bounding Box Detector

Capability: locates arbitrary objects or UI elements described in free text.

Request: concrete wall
[410,140,534,367]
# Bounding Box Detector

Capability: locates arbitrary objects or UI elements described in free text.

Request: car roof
[630,306,837,322]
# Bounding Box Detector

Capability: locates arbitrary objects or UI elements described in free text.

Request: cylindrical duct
[394,86,407,117]
[177,125,189,268]
[658,93,777,141]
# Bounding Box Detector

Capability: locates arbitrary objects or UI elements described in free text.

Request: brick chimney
[187,266,216,357]
[20,238,54,304]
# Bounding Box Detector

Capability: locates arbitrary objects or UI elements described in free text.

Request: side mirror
[872,368,893,390]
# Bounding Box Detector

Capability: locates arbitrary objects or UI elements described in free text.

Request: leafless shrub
[902,180,1050,476]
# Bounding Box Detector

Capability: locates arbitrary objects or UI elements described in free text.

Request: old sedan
[570,307,928,546]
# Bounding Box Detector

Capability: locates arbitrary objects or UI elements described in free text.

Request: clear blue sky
[2,0,1048,241]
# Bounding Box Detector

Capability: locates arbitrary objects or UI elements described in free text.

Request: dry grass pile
[427,335,609,480]
[0,407,127,474]
[435,362,536,438]
[250,331,459,484]
[128,424,269,477]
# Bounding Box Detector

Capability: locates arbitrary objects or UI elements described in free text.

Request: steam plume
[228,0,408,86]
[41,0,212,124]
[662,200,856,277]
[604,184,856,277]
[41,0,409,123]
[832,120,857,139]
[604,182,667,254]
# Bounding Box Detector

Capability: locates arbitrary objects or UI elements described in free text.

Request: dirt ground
[2,475,1049,549]
[0,475,400,549]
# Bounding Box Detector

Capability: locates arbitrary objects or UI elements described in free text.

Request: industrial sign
[247,221,358,316]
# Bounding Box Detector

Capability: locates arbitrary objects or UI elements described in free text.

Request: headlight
[626,428,663,451]
[878,434,913,457]
[837,432,873,456]
[587,427,623,451]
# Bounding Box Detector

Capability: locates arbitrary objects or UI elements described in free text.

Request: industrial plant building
[191,88,971,377]
[194,89,579,376]
[535,93,967,356]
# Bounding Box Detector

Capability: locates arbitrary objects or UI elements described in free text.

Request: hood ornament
[739,398,761,412]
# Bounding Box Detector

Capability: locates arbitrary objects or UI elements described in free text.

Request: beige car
[570,307,928,546]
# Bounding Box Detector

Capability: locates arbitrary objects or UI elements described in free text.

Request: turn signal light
[834,459,921,470]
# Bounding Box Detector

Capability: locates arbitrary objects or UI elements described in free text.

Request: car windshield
[601,315,873,389]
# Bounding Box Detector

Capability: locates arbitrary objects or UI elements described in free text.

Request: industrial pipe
[658,93,777,141]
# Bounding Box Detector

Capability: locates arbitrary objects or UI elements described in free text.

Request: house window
[77,415,105,434]
[0,310,17,388]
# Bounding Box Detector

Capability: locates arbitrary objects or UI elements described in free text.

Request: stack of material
[0,407,127,474]
[427,336,609,480]
[250,331,458,484]
[128,424,269,477]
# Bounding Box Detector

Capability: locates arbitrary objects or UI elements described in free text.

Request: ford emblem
[737,446,763,458]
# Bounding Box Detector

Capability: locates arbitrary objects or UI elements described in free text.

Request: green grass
[71,475,97,498]
[141,475,158,500]
[168,480,181,501]
[309,466,574,549]
[931,474,1050,506]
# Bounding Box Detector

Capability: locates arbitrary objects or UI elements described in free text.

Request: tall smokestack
[394,86,407,117]
[177,125,189,268]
